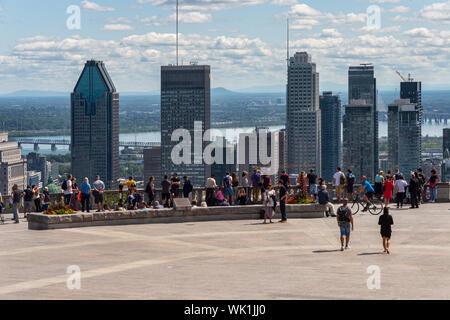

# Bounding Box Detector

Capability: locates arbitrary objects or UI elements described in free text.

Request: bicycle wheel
[369,199,384,215]
[350,201,360,215]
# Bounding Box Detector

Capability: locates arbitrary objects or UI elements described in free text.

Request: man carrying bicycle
[359,176,375,212]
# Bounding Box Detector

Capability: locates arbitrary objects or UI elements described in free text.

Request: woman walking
[378,207,394,254]
[145,176,155,206]
[375,171,385,199]
[383,175,394,207]
[263,184,275,224]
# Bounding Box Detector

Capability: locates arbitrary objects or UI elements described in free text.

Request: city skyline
[0,0,449,94]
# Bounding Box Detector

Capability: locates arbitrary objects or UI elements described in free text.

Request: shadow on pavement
[357,252,384,256]
[312,249,342,253]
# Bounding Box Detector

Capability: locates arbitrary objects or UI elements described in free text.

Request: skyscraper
[27,152,50,186]
[144,146,162,188]
[160,64,211,187]
[286,52,321,175]
[388,99,421,175]
[343,100,376,181]
[71,60,119,188]
[0,132,27,195]
[401,79,422,156]
[348,64,378,178]
[443,128,450,157]
[320,91,342,180]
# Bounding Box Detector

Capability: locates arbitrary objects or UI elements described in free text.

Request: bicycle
[349,193,384,216]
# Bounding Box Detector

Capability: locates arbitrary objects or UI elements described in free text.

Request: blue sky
[0,0,449,94]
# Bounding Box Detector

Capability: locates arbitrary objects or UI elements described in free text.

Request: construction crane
[395,71,414,82]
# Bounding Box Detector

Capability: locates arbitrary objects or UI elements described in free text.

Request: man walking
[92,175,105,212]
[337,198,354,251]
[318,185,336,217]
[278,180,288,223]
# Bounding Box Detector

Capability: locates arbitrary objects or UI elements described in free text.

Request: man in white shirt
[63,174,73,206]
[333,168,345,202]
[205,174,217,206]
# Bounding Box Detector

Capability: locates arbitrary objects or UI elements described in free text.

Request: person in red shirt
[383,175,394,207]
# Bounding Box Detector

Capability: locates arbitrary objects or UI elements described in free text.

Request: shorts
[346,184,354,194]
[335,185,344,194]
[162,192,171,201]
[224,186,234,197]
[93,191,104,204]
[365,191,374,199]
[339,224,351,237]
[64,194,72,205]
[24,201,33,212]
[309,184,318,194]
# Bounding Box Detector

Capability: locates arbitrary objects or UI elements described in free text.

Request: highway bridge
[11,138,160,151]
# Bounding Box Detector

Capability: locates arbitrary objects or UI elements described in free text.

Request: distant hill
[0,90,68,97]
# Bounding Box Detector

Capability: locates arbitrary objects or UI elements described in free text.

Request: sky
[0,0,449,94]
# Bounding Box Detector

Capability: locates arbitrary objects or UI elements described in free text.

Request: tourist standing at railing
[394,168,402,182]
[32,185,41,212]
[394,175,407,209]
[383,175,394,207]
[62,174,73,206]
[263,184,275,224]
[278,180,288,223]
[124,176,137,192]
[183,176,193,202]
[92,175,105,212]
[297,171,308,199]
[10,184,22,223]
[251,170,262,204]
[161,175,171,207]
[71,177,80,211]
[170,173,181,198]
[231,173,239,204]
[307,169,318,201]
[42,187,50,211]
[409,173,420,209]
[279,170,290,188]
[375,171,385,199]
[428,169,439,203]
[262,174,271,193]
[23,185,33,218]
[345,169,356,200]
[416,168,426,204]
[333,168,345,203]
[241,171,249,203]
[145,176,155,206]
[222,172,234,205]
[80,178,91,213]
[205,174,217,207]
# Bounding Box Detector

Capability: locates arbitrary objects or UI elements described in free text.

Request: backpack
[337,207,350,223]
[348,174,355,185]
[61,180,68,191]
[223,176,231,188]
[340,173,346,185]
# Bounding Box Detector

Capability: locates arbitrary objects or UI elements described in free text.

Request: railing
[0,183,446,214]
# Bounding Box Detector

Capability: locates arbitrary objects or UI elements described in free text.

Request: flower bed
[287,198,314,205]
[43,209,75,215]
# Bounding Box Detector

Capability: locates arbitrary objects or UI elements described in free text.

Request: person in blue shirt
[359,176,375,212]
[80,177,91,213]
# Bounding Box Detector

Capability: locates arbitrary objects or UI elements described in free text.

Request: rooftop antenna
[286,17,290,68]
[176,0,179,66]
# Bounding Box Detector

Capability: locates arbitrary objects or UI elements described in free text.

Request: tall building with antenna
[286,52,321,176]
[160,1,211,186]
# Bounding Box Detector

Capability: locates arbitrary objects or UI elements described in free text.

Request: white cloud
[81,1,115,12]
[102,24,134,31]
[419,0,450,24]
[369,0,401,3]
[167,11,212,23]
[320,28,342,38]
[388,6,411,13]
[137,0,265,11]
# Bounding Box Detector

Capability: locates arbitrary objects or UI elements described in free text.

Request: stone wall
[27,204,328,230]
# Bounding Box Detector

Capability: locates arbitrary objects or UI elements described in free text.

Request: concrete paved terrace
[1,203,450,300]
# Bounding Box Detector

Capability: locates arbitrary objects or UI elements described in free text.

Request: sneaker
[340,246,344,251]
[345,245,350,250]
